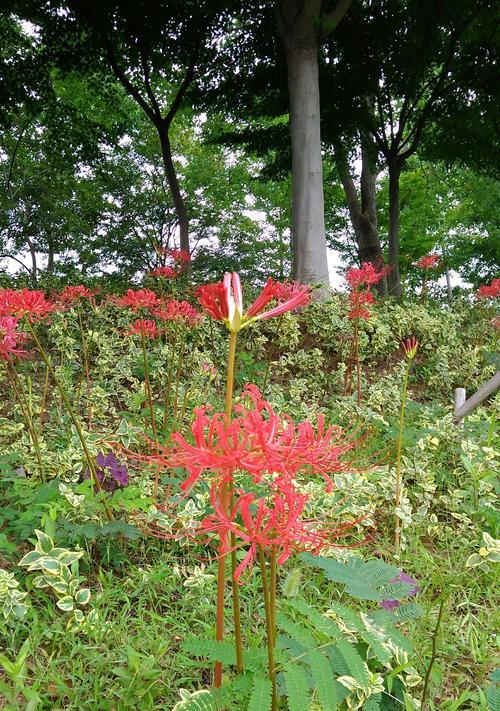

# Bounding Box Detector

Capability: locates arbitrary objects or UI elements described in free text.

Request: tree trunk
[387,157,402,297]
[25,234,37,286]
[47,236,55,275]
[336,134,386,295]
[157,124,190,265]
[286,45,329,288]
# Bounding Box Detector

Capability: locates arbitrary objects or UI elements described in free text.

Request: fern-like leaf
[284,663,310,711]
[286,599,342,641]
[394,602,424,622]
[277,611,317,648]
[181,639,236,666]
[363,693,382,710]
[486,681,500,711]
[307,650,337,711]
[335,639,370,688]
[247,675,272,711]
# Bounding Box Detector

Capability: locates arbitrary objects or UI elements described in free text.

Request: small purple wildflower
[380,571,419,611]
[84,452,129,492]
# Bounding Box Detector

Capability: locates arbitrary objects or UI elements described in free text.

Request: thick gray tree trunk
[276,0,352,291]
[287,45,329,286]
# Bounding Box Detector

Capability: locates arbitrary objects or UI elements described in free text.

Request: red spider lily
[110,289,159,310]
[196,272,309,332]
[415,253,440,270]
[0,316,28,361]
[152,299,201,325]
[149,266,179,279]
[402,337,419,360]
[273,280,310,304]
[150,385,356,493]
[0,289,57,320]
[56,285,95,306]
[346,262,388,290]
[476,278,500,300]
[348,289,374,320]
[168,248,190,263]
[125,319,159,339]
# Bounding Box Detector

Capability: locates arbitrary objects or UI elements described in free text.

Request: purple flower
[380,571,419,611]
[84,452,129,492]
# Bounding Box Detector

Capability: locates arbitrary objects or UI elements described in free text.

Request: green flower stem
[25,319,112,521]
[258,545,277,711]
[395,357,412,554]
[269,547,277,648]
[354,316,361,406]
[38,364,50,436]
[172,328,187,421]
[163,320,179,436]
[141,328,158,442]
[5,364,45,483]
[77,306,93,428]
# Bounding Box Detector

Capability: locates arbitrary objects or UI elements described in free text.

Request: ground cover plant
[0,272,498,710]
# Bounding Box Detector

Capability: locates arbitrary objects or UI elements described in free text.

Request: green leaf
[335,640,369,689]
[39,557,62,574]
[75,588,91,605]
[56,596,74,612]
[57,550,84,566]
[181,639,237,666]
[307,650,337,711]
[17,550,41,567]
[284,664,310,711]
[34,529,54,554]
[247,675,272,711]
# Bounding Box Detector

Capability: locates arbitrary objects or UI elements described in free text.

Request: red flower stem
[395,357,411,554]
[5,364,45,483]
[25,319,113,521]
[258,545,277,711]
[354,316,361,406]
[269,547,277,648]
[172,328,187,421]
[141,328,160,498]
[77,306,93,429]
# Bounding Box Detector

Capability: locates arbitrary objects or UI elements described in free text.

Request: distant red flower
[402,337,419,360]
[491,316,500,329]
[125,319,159,339]
[348,289,374,320]
[346,262,388,289]
[152,299,201,325]
[0,316,28,361]
[111,289,159,310]
[149,266,179,279]
[415,254,440,270]
[0,289,56,320]
[56,285,95,306]
[476,278,500,300]
[168,248,190,263]
[196,273,309,332]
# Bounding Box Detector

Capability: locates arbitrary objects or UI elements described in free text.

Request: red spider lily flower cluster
[152,299,202,325]
[345,263,387,320]
[196,272,309,333]
[402,337,419,360]
[0,289,57,321]
[415,253,440,270]
[56,285,95,307]
[144,385,364,581]
[476,278,500,300]
[110,288,159,310]
[125,319,159,339]
[149,266,178,279]
[0,316,28,361]
[348,290,375,320]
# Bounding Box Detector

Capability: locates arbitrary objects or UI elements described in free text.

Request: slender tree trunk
[25,234,37,286]
[47,238,55,275]
[157,124,190,263]
[387,157,402,297]
[336,136,386,295]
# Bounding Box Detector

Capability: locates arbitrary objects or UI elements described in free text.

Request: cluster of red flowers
[125,319,159,339]
[476,278,500,300]
[152,299,201,325]
[345,262,386,320]
[195,273,309,332]
[0,288,56,321]
[0,316,28,361]
[56,285,96,307]
[415,253,440,270]
[147,385,364,581]
[149,247,191,279]
[110,288,160,310]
